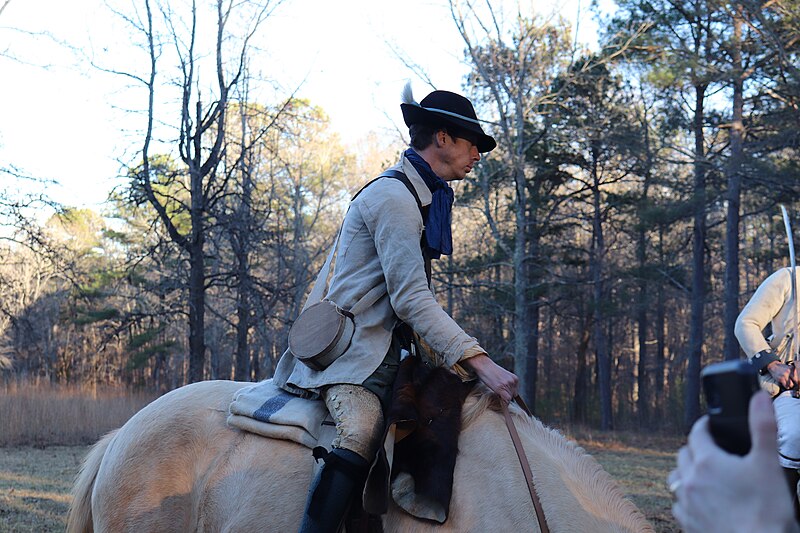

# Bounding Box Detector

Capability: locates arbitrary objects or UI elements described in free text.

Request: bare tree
[123,0,280,382]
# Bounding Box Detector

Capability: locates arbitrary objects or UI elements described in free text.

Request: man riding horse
[272,85,520,532]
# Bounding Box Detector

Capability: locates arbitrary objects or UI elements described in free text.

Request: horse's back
[92,380,312,532]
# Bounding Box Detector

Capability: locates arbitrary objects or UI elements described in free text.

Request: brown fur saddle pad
[364,356,475,523]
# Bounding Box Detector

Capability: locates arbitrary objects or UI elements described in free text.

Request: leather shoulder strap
[378,170,426,216]
[351,170,428,223]
[352,171,432,285]
[305,172,431,314]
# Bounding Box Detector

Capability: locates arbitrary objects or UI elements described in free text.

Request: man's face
[438,131,481,182]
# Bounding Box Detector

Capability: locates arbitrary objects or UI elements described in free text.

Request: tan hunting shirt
[735,267,800,396]
[273,154,484,398]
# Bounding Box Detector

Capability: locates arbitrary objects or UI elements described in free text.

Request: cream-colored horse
[67,380,654,532]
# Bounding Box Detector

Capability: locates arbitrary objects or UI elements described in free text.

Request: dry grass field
[0,381,681,532]
[0,379,157,532]
[0,380,157,447]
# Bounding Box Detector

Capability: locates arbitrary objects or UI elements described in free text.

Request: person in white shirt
[735,267,800,516]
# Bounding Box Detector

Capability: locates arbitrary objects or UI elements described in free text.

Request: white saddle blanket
[227,379,329,449]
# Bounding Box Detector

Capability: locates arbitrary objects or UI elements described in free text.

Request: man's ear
[434,129,447,147]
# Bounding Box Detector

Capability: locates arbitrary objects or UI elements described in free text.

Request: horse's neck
[453,394,654,533]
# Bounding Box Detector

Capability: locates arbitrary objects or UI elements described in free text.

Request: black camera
[701,359,760,455]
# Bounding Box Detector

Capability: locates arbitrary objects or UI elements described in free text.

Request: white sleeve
[735,269,791,357]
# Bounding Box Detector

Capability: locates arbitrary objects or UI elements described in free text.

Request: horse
[67,379,655,532]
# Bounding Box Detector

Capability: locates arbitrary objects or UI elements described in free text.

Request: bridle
[502,396,550,533]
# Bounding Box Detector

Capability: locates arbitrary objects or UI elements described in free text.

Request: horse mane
[460,383,503,428]
[460,384,654,532]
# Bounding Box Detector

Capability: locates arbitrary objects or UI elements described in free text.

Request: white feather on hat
[401,81,418,106]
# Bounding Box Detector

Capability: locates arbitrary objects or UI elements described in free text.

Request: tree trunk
[234,96,254,382]
[187,95,209,384]
[636,260,649,426]
[188,246,206,383]
[235,259,251,380]
[723,10,745,362]
[655,226,667,421]
[636,180,651,427]
[526,300,539,411]
[637,96,654,427]
[188,157,206,383]
[524,231,541,410]
[545,307,554,393]
[685,84,708,429]
[447,253,454,315]
[513,167,530,404]
[573,314,592,424]
[590,145,613,430]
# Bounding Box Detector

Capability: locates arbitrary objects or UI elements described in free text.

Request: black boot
[298,448,369,533]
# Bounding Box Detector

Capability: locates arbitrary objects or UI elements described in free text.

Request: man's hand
[767,361,799,390]
[461,354,519,403]
[670,392,800,533]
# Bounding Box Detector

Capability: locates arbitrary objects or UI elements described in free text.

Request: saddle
[227,359,474,525]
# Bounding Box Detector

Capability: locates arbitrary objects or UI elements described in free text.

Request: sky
[0,0,609,211]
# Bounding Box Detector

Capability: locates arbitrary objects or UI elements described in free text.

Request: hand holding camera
[671,390,799,533]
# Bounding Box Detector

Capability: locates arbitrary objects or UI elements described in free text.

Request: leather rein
[502,396,550,533]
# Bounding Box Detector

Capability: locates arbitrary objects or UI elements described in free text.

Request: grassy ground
[0,446,87,532]
[0,433,681,532]
[576,430,683,532]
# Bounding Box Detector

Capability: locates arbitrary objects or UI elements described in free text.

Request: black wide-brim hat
[401,88,497,153]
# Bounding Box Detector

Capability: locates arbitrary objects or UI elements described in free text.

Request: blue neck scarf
[404,148,454,258]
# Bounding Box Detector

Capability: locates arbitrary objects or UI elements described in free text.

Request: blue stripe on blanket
[252,390,295,422]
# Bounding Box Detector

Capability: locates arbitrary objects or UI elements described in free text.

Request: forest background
[2,0,800,435]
